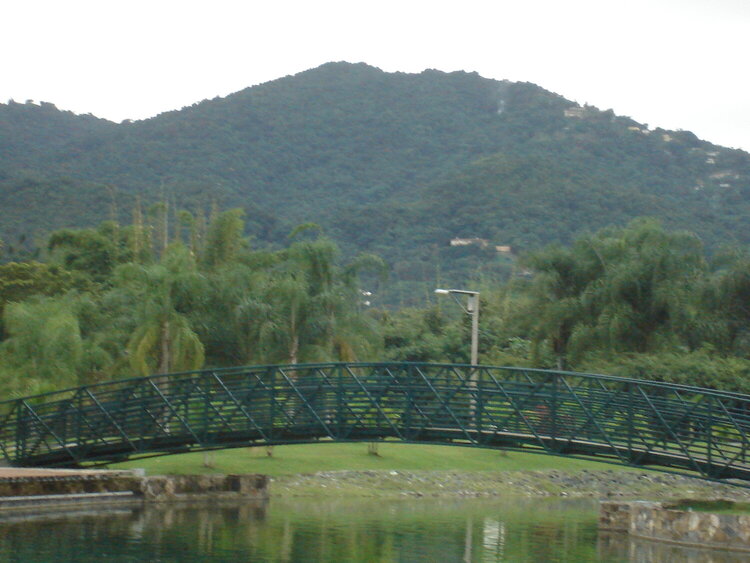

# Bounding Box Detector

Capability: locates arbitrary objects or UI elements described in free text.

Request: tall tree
[522,219,707,368]
[582,219,706,354]
[115,244,206,376]
[237,232,384,365]
[202,209,246,270]
[0,297,83,396]
[705,250,750,356]
[522,242,601,369]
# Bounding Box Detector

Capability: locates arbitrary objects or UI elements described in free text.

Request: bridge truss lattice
[1,363,749,482]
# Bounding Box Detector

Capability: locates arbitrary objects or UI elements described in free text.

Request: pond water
[0,497,744,562]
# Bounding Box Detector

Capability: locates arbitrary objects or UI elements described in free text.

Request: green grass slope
[112,442,634,476]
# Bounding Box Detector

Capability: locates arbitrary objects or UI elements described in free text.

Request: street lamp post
[436,288,481,427]
[435,289,480,366]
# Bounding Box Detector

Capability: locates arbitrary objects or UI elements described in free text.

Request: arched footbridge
[2,362,750,483]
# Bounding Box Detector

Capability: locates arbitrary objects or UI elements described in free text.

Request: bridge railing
[1,362,749,481]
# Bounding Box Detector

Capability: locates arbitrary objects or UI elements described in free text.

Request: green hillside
[2,62,750,295]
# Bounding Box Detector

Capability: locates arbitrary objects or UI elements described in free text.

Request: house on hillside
[449,238,514,256]
[564,107,588,118]
[450,237,489,249]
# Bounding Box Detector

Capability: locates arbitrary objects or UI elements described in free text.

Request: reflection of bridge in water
[2,362,750,482]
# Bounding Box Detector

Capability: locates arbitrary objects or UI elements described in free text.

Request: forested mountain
[2,61,750,296]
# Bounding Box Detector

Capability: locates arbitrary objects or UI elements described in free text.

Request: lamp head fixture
[434,288,479,296]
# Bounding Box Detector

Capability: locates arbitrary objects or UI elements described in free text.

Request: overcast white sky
[3,0,749,150]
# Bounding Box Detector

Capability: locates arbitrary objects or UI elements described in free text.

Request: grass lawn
[111,441,641,477]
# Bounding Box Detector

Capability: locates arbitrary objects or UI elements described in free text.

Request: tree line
[1,209,750,399]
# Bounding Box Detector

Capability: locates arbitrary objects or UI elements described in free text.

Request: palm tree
[0,297,84,396]
[523,242,601,369]
[523,219,707,368]
[234,231,384,457]
[115,244,206,376]
[237,233,384,365]
[585,219,706,354]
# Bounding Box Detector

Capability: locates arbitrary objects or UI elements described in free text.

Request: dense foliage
[2,213,750,398]
[0,210,385,396]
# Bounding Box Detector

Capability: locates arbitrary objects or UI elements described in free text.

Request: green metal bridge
[2,362,750,482]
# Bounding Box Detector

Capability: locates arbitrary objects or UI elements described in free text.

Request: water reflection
[599,531,750,563]
[0,497,742,562]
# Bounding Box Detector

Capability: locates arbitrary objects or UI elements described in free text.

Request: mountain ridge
[1,62,749,294]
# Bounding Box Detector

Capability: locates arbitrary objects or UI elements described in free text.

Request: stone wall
[139,474,269,502]
[0,471,269,509]
[600,500,750,552]
[0,470,137,498]
[600,500,658,531]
